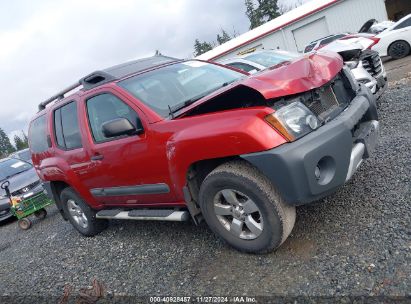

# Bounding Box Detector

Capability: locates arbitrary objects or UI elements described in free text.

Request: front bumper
[0,198,13,221]
[242,85,379,205]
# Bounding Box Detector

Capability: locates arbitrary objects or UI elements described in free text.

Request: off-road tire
[60,187,108,237]
[199,161,296,253]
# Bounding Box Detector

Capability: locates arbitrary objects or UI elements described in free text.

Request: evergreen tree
[14,131,29,150]
[193,39,213,56]
[0,128,15,158]
[245,0,281,29]
[216,29,232,45]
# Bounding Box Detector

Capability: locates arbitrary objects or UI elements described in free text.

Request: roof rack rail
[37,55,181,112]
[38,81,81,111]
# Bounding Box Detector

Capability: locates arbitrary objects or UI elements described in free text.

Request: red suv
[28,54,379,253]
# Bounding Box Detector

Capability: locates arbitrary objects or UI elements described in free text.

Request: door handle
[91,154,104,161]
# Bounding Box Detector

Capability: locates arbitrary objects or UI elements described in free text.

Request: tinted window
[29,115,48,153]
[53,102,82,149]
[304,43,316,53]
[54,108,65,147]
[227,62,259,73]
[394,17,411,30]
[318,34,345,47]
[86,93,141,143]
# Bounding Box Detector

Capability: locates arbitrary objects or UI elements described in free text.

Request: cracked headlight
[265,101,320,141]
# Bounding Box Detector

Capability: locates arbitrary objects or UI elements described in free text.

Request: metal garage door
[292,17,330,52]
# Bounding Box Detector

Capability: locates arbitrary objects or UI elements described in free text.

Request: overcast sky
[0,0,303,141]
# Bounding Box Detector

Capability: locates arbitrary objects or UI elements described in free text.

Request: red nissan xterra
[28,54,379,253]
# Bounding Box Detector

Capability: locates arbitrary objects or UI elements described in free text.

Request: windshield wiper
[168,81,236,118]
[168,93,210,118]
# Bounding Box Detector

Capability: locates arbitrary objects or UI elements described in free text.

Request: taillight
[367,37,380,49]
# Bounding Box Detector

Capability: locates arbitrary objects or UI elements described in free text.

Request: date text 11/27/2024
[149,296,257,303]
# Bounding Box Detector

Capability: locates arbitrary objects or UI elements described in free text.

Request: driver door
[79,88,174,206]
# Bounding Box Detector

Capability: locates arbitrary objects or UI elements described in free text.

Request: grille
[362,52,382,77]
[302,71,355,123]
[307,86,339,120]
[11,180,41,196]
[0,208,10,217]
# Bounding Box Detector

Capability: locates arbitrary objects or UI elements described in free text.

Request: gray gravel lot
[0,79,410,301]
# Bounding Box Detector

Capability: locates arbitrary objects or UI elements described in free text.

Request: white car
[371,14,411,59]
[303,33,349,53]
[219,49,387,98]
[218,50,300,74]
[322,40,387,98]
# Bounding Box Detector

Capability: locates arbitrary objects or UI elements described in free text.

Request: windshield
[16,150,31,162]
[244,51,300,68]
[0,159,32,181]
[118,61,245,117]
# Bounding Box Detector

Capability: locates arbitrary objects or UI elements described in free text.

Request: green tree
[194,28,238,56]
[216,29,232,45]
[245,0,281,29]
[0,128,15,158]
[14,131,29,150]
[193,39,213,56]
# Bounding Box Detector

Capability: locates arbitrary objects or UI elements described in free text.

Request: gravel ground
[0,82,410,302]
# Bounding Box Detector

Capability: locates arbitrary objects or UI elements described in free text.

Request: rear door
[391,15,411,42]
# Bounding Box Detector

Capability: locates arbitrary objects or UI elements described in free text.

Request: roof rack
[38,55,180,112]
[38,81,81,111]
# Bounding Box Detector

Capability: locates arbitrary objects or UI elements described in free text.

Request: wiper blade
[168,81,236,118]
[168,95,207,117]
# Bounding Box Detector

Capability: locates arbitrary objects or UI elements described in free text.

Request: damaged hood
[239,51,343,99]
[179,52,343,116]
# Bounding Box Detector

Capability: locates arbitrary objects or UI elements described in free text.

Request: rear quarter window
[53,101,83,150]
[28,114,49,153]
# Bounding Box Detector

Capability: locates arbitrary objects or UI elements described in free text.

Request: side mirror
[102,118,143,138]
[249,69,258,74]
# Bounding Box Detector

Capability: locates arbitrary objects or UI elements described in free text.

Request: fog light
[314,166,321,180]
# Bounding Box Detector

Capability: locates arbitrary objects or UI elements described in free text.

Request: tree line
[0,127,29,158]
[193,0,304,56]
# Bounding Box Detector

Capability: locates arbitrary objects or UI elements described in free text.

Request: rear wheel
[60,187,108,236]
[388,40,410,59]
[199,161,296,253]
[18,218,32,230]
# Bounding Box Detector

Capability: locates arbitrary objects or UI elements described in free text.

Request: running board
[95,209,189,222]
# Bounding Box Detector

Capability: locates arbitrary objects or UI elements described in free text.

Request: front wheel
[60,187,108,237]
[199,161,296,253]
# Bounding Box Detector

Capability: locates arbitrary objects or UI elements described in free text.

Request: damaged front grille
[361,51,382,77]
[301,71,356,123]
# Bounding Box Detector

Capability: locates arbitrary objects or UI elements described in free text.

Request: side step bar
[96,209,190,222]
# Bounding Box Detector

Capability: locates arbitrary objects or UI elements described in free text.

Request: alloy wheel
[213,189,263,240]
[67,199,88,229]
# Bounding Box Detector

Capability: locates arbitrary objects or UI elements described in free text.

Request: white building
[197,0,410,61]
